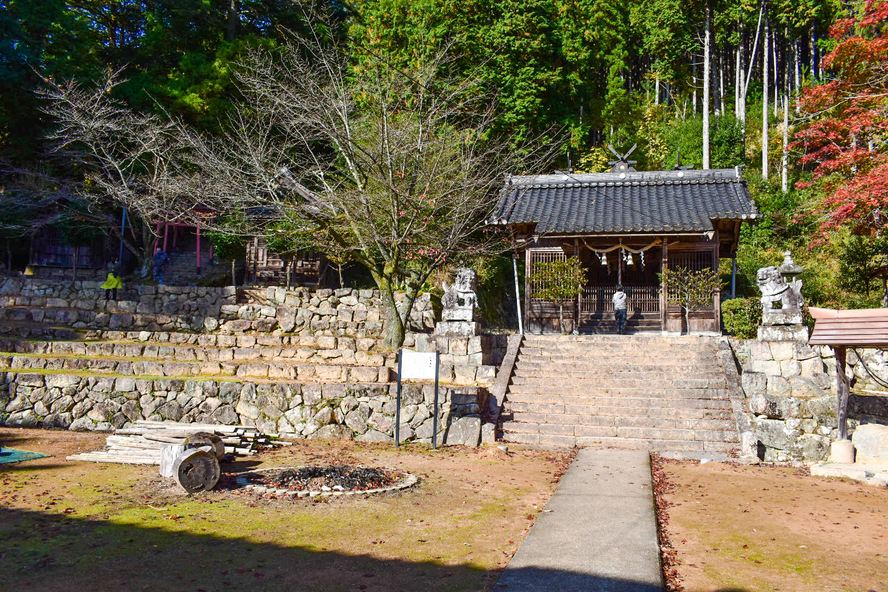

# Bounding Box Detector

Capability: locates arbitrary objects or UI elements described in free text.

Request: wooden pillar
[252,237,259,284]
[835,346,850,440]
[660,238,668,331]
[153,223,161,254]
[525,248,532,334]
[713,230,721,331]
[196,227,202,272]
[617,243,623,285]
[575,238,581,333]
[162,224,170,252]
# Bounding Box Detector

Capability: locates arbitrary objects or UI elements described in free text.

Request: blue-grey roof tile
[493,168,759,234]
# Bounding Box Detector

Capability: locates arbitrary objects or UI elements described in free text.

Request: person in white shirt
[612,284,627,334]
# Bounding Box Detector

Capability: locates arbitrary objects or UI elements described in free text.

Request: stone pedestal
[435,268,481,337]
[434,321,482,337]
[757,324,809,342]
[829,439,855,464]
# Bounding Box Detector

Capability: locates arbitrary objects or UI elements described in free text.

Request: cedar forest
[1,0,887,316]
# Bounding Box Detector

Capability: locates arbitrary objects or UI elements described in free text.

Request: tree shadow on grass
[0,506,671,592]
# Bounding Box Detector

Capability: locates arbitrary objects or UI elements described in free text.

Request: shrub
[722,297,762,338]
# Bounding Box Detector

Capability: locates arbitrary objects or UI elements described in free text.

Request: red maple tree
[793,0,888,237]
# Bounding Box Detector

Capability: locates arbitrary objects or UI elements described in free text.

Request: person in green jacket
[101,269,123,301]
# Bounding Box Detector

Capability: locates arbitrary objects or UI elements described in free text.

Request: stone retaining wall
[0,278,434,336]
[0,372,489,446]
[731,339,888,461]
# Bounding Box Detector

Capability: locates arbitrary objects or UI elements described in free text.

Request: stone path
[495,448,663,592]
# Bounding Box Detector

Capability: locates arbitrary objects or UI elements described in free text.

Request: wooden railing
[580,285,661,314]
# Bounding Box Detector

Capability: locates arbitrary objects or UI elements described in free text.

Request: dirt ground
[659,459,888,592]
[0,427,572,592]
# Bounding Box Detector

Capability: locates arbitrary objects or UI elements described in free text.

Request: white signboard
[400,350,438,381]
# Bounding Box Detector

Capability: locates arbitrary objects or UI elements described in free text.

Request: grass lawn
[0,427,573,592]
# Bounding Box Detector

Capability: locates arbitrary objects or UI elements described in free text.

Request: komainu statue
[755,252,807,341]
[435,268,481,336]
[756,266,804,315]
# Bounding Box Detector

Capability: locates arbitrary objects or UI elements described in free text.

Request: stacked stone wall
[731,338,888,461]
[0,372,488,446]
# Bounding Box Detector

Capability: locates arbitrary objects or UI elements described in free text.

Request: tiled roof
[493,168,759,234]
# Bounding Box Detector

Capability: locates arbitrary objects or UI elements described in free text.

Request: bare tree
[184,30,551,349]
[40,74,201,273]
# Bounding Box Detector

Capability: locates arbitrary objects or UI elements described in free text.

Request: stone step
[511,364,725,377]
[514,348,719,360]
[500,403,734,421]
[0,336,387,362]
[508,376,729,390]
[498,333,741,453]
[500,422,737,443]
[0,329,389,352]
[0,354,393,383]
[498,411,735,432]
[0,306,206,332]
[499,431,739,453]
[503,399,733,416]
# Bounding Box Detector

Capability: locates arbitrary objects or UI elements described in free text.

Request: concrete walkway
[495,449,663,592]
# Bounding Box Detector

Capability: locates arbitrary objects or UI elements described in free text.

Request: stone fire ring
[235,467,419,498]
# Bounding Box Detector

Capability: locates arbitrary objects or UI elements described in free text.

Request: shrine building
[492,160,759,334]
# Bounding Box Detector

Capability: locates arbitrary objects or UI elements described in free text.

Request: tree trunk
[230,259,236,287]
[72,247,78,281]
[773,30,780,118]
[735,46,742,122]
[781,93,789,193]
[740,1,766,129]
[226,0,238,41]
[762,16,770,180]
[703,3,711,169]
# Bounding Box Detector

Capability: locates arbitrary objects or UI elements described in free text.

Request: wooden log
[172,448,220,493]
[184,432,225,460]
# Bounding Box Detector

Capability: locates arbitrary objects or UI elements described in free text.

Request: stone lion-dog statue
[756,266,804,314]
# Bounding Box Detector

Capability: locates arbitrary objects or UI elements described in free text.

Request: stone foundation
[0,372,489,446]
[730,338,888,462]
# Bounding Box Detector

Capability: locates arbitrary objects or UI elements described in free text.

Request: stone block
[475,366,496,385]
[788,376,828,399]
[749,393,801,419]
[453,365,477,385]
[444,416,481,446]
[794,343,819,361]
[769,341,795,361]
[741,371,767,396]
[751,359,781,375]
[799,357,825,377]
[212,404,238,424]
[766,376,791,396]
[806,396,838,428]
[754,417,799,451]
[758,324,808,342]
[852,424,888,462]
[355,429,390,442]
[796,434,829,461]
[780,359,802,377]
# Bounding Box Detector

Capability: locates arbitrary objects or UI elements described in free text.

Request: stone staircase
[499,334,742,457]
[162,239,217,286]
